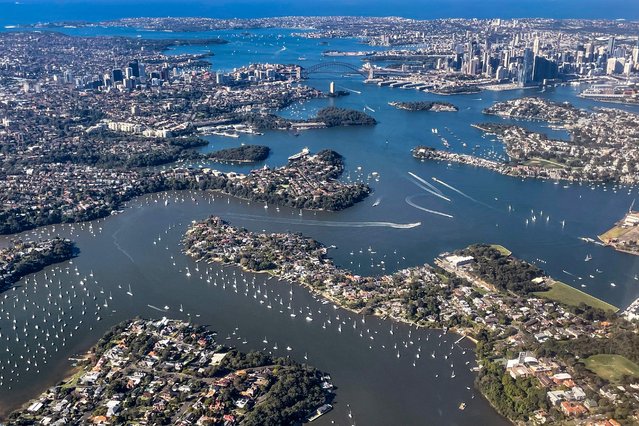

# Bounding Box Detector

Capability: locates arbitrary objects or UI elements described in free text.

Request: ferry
[288,147,310,161]
[308,404,333,422]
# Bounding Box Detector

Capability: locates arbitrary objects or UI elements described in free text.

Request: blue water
[2,17,639,425]
[7,22,639,310]
[0,0,638,27]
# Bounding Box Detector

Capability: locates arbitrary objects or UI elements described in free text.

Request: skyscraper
[533,36,541,56]
[519,48,534,86]
[128,60,140,78]
[608,36,616,54]
[532,56,558,83]
[111,69,124,83]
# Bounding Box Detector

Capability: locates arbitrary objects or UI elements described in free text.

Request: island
[8,318,334,425]
[0,238,75,292]
[389,101,458,112]
[599,210,639,256]
[183,217,639,425]
[206,145,271,163]
[313,107,377,127]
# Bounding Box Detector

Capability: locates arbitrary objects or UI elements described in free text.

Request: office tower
[606,57,623,74]
[608,36,616,54]
[519,48,534,86]
[532,56,558,82]
[533,36,541,56]
[128,60,140,78]
[111,69,124,83]
[138,63,146,81]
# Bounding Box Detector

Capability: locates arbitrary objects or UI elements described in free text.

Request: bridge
[300,61,369,78]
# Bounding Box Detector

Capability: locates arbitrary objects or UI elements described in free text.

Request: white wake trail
[405,196,454,218]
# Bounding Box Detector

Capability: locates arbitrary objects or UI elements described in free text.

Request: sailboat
[126,284,133,296]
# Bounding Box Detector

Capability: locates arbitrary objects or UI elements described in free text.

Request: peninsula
[599,210,639,256]
[183,217,639,425]
[8,318,334,425]
[0,147,368,235]
[0,238,75,292]
[414,97,639,184]
[388,101,458,112]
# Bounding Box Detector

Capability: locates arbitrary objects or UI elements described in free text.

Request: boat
[308,404,333,422]
[126,284,133,296]
[372,199,380,207]
[585,254,592,261]
[458,402,466,410]
[288,147,310,161]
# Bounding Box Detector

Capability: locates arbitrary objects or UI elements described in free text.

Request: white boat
[288,147,310,161]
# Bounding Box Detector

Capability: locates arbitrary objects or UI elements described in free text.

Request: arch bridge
[300,61,369,78]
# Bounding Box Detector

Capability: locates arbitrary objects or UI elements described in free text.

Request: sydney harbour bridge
[298,61,371,79]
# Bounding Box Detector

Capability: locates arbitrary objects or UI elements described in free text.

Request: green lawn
[490,244,512,256]
[599,226,628,242]
[523,157,566,169]
[584,354,639,382]
[534,281,618,312]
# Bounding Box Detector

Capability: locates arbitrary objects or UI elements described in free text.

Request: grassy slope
[533,281,618,313]
[584,354,639,382]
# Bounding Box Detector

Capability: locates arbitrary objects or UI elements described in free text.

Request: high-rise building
[532,56,558,83]
[533,36,541,56]
[125,67,134,79]
[128,60,140,78]
[138,63,146,81]
[63,70,73,84]
[518,48,534,86]
[606,57,624,74]
[329,81,335,94]
[111,69,124,83]
[608,36,616,54]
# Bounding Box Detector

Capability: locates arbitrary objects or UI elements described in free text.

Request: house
[105,400,121,417]
[547,390,566,406]
[92,415,108,424]
[560,401,588,417]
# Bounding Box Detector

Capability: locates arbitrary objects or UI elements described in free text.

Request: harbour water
[1,24,639,424]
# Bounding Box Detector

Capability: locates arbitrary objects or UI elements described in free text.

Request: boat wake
[225,213,421,229]
[431,177,478,202]
[338,85,361,94]
[408,173,451,202]
[147,304,168,312]
[112,228,135,264]
[405,195,454,218]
